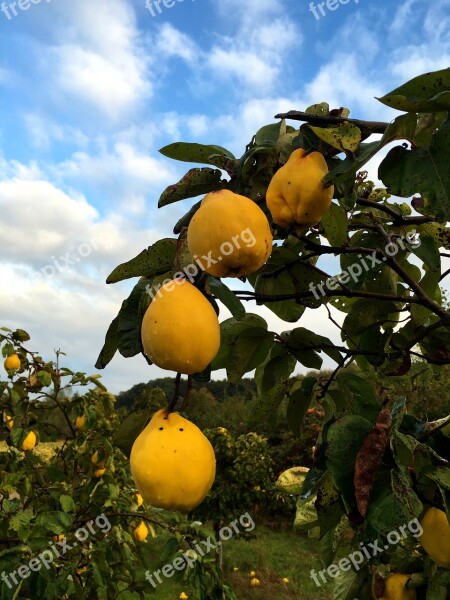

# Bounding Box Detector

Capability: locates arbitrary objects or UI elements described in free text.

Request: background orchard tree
[0,328,233,600]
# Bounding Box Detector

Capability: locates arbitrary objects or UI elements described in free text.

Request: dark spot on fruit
[159,427,164,430]
[179,428,184,431]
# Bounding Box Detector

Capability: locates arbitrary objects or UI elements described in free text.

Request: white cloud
[41,0,152,119]
[154,23,199,63]
[24,114,89,150]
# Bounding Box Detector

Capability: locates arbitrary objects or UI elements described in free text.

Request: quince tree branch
[275,110,389,135]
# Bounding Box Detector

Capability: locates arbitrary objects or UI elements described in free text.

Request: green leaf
[321,203,348,246]
[367,468,423,535]
[409,234,441,271]
[158,168,225,207]
[36,511,73,533]
[254,122,284,146]
[37,371,52,387]
[305,102,330,116]
[324,113,418,185]
[377,68,450,112]
[310,122,361,153]
[332,568,367,600]
[414,112,448,147]
[286,376,316,435]
[161,537,179,562]
[254,344,297,395]
[294,495,318,531]
[10,428,27,450]
[211,314,267,370]
[207,277,245,320]
[116,279,149,358]
[283,327,344,366]
[326,415,373,507]
[249,380,290,429]
[9,511,34,540]
[159,142,235,165]
[95,316,119,370]
[173,200,202,234]
[60,495,75,513]
[250,247,327,322]
[226,327,274,384]
[424,467,450,491]
[113,410,153,458]
[379,121,450,221]
[106,239,176,284]
[336,373,381,422]
[12,329,30,342]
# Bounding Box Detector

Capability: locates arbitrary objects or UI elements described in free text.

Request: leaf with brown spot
[354,408,392,517]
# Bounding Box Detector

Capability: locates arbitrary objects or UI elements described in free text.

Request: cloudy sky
[0,0,449,393]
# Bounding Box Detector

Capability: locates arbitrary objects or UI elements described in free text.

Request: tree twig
[275,110,389,135]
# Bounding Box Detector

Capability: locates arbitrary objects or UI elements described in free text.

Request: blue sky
[0,0,449,393]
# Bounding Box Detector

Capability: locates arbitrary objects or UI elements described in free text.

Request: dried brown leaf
[354,408,392,517]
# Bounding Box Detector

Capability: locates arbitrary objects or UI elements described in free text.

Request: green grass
[141,519,333,600]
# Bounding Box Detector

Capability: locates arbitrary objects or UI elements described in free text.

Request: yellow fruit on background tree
[4,354,20,371]
[419,507,450,568]
[187,190,273,278]
[75,415,86,430]
[3,413,14,430]
[91,451,106,468]
[135,493,144,507]
[141,279,220,375]
[93,468,107,477]
[21,431,36,451]
[130,409,216,512]
[266,148,334,229]
[133,521,149,542]
[375,574,416,600]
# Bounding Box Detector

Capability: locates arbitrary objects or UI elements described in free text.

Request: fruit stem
[179,376,193,412]
[166,372,182,413]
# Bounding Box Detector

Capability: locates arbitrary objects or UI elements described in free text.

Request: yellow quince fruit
[75,415,86,430]
[93,467,107,478]
[266,148,334,229]
[187,189,272,277]
[375,573,416,600]
[133,521,148,542]
[21,431,36,451]
[4,354,20,371]
[419,507,450,568]
[91,451,106,468]
[135,493,144,507]
[141,279,220,375]
[250,578,260,586]
[130,409,216,512]
[4,413,14,430]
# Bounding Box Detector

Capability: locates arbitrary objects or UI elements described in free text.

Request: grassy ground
[0,441,333,598]
[141,521,333,600]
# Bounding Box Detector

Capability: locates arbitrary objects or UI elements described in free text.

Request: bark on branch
[274,110,389,135]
